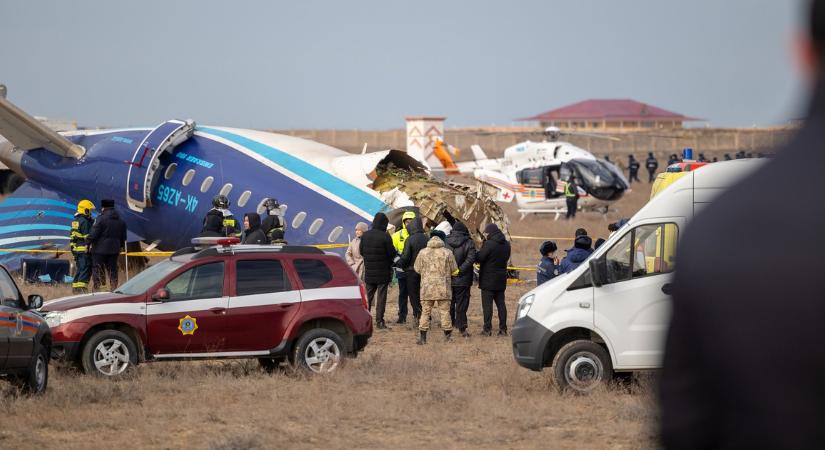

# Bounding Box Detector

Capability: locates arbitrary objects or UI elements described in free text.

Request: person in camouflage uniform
[413,232,458,344]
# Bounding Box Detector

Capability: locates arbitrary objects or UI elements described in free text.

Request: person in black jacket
[88,199,127,290]
[359,212,397,329]
[201,195,239,237]
[445,221,476,337]
[645,152,659,183]
[260,198,285,243]
[241,213,268,245]
[659,3,825,448]
[398,216,428,325]
[476,223,510,336]
[627,155,641,183]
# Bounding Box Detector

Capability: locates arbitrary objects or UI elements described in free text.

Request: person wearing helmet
[391,210,417,324]
[201,195,239,237]
[70,199,95,293]
[260,198,286,243]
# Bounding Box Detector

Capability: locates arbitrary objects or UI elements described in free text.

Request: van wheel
[81,330,138,377]
[552,340,613,394]
[12,344,49,394]
[292,329,343,374]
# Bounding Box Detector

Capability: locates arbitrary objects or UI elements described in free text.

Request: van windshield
[114,260,184,295]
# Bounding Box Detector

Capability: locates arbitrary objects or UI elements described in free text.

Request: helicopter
[442,126,631,219]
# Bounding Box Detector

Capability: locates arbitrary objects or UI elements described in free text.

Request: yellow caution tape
[0,248,72,254]
[312,244,349,249]
[125,251,174,257]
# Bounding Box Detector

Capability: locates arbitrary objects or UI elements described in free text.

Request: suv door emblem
[178,315,199,335]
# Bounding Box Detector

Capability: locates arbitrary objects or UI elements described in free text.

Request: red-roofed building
[519,99,703,131]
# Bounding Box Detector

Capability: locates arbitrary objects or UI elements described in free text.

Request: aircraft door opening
[126,119,195,212]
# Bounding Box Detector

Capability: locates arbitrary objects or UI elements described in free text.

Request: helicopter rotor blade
[560,131,621,141]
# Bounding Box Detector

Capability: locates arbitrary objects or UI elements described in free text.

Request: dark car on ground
[41,239,372,377]
[0,265,49,393]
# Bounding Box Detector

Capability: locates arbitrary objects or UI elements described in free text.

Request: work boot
[481,329,492,337]
[498,329,508,336]
[416,330,427,345]
[461,329,471,338]
[376,321,390,330]
[444,329,453,342]
[395,317,406,325]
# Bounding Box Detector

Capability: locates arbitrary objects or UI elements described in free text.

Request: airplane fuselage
[9,126,386,256]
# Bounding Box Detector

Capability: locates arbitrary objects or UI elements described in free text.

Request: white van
[511,159,764,393]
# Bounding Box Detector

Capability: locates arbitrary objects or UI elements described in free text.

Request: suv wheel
[12,343,49,394]
[552,340,613,394]
[293,329,343,374]
[81,329,138,377]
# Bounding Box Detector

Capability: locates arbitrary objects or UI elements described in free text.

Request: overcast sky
[0,0,809,129]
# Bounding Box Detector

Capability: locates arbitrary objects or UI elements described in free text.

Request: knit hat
[540,241,557,256]
[484,223,499,234]
[574,235,592,250]
[430,229,447,241]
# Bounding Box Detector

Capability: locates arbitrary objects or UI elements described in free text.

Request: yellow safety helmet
[77,199,96,215]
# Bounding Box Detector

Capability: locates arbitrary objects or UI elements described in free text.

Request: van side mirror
[589,258,607,287]
[152,288,170,301]
[26,294,44,310]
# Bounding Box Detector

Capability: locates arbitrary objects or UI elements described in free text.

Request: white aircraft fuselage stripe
[193,130,375,220]
[54,286,362,324]
[0,235,68,246]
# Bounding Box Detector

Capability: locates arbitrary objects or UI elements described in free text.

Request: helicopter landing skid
[518,208,566,221]
[518,206,618,221]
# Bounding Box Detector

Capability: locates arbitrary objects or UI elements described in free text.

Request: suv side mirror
[152,288,170,301]
[589,258,607,287]
[25,294,44,310]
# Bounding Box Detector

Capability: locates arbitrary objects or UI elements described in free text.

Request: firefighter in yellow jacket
[70,199,95,293]
[413,230,458,344]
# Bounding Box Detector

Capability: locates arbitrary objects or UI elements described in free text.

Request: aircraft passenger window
[328,226,343,243]
[294,259,333,289]
[165,262,224,301]
[308,218,324,235]
[164,163,177,180]
[235,260,290,295]
[256,199,267,215]
[200,176,214,193]
[182,169,196,186]
[604,232,632,284]
[292,212,307,228]
[237,190,252,207]
[219,183,233,197]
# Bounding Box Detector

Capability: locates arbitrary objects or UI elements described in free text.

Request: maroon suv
[41,242,372,376]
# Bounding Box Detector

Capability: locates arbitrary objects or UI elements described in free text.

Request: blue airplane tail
[0,181,80,271]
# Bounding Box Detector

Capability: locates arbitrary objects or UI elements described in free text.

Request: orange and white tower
[405,116,445,169]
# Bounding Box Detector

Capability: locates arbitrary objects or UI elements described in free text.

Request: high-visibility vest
[564,182,577,198]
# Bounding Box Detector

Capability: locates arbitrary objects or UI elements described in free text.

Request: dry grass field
[0,185,658,449]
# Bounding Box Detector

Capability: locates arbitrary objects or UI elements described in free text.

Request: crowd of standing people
[349,210,511,343]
